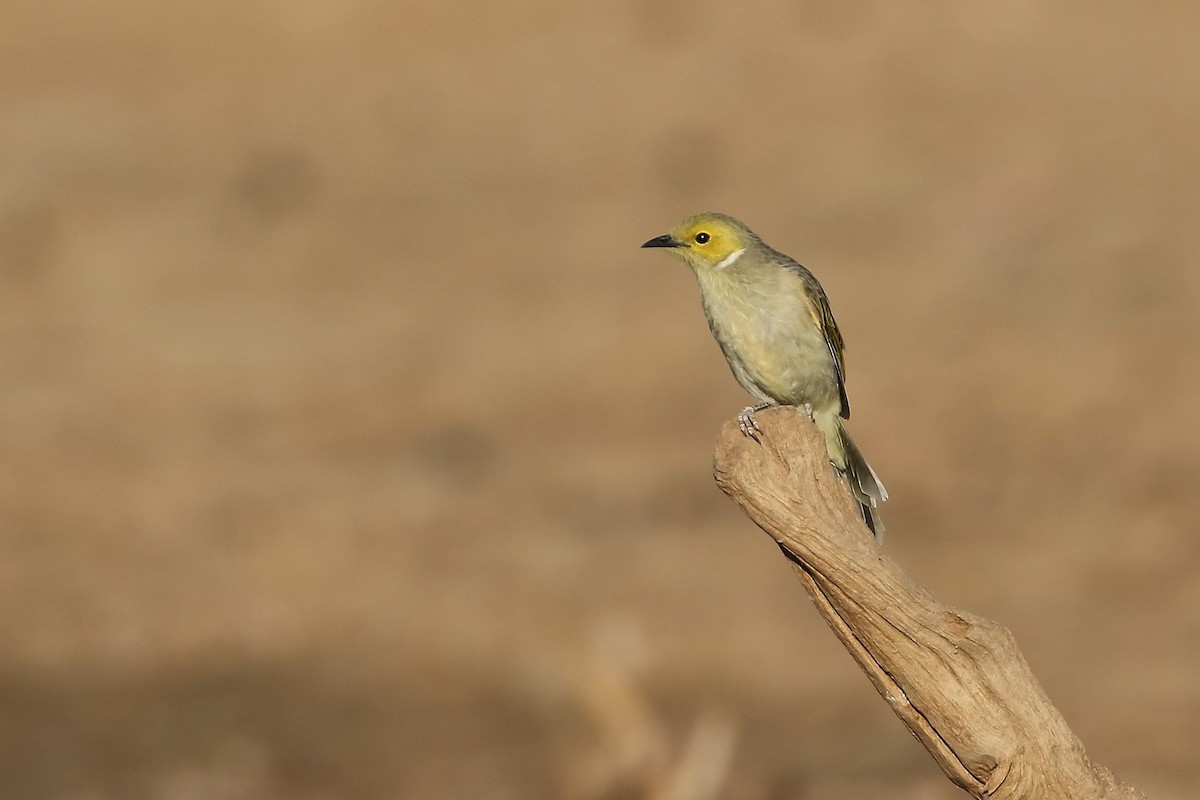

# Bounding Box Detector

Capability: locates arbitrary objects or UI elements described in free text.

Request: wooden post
[712,407,1144,800]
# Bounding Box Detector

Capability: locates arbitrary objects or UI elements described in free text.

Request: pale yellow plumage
[642,212,887,537]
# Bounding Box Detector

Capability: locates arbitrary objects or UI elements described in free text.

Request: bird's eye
[694,232,710,244]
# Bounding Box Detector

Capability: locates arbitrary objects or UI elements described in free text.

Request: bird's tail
[818,414,888,539]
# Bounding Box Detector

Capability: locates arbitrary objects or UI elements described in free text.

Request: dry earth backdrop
[2,2,1199,798]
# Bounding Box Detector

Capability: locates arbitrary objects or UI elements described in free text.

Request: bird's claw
[737,405,766,441]
[802,403,814,421]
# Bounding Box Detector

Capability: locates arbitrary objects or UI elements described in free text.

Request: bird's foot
[801,403,814,421]
[737,403,772,441]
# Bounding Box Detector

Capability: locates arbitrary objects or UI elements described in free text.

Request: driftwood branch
[712,406,1145,800]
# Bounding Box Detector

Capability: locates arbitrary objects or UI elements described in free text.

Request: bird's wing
[783,256,852,419]
[816,287,852,420]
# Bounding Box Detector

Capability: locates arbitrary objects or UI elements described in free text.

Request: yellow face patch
[670,217,746,265]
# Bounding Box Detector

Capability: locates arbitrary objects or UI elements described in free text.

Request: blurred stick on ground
[713,407,1146,800]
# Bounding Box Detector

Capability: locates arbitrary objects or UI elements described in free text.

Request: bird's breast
[696,268,837,407]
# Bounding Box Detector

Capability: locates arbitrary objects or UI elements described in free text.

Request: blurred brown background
[2,1,1199,798]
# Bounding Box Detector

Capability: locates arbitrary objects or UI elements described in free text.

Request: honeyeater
[642,212,887,537]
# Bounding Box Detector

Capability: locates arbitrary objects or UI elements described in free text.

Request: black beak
[641,234,683,249]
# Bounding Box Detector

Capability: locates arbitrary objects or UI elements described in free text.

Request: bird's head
[641,212,762,273]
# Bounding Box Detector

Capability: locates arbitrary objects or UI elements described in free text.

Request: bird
[642,211,887,537]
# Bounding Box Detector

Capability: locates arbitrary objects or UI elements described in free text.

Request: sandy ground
[2,2,1199,798]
